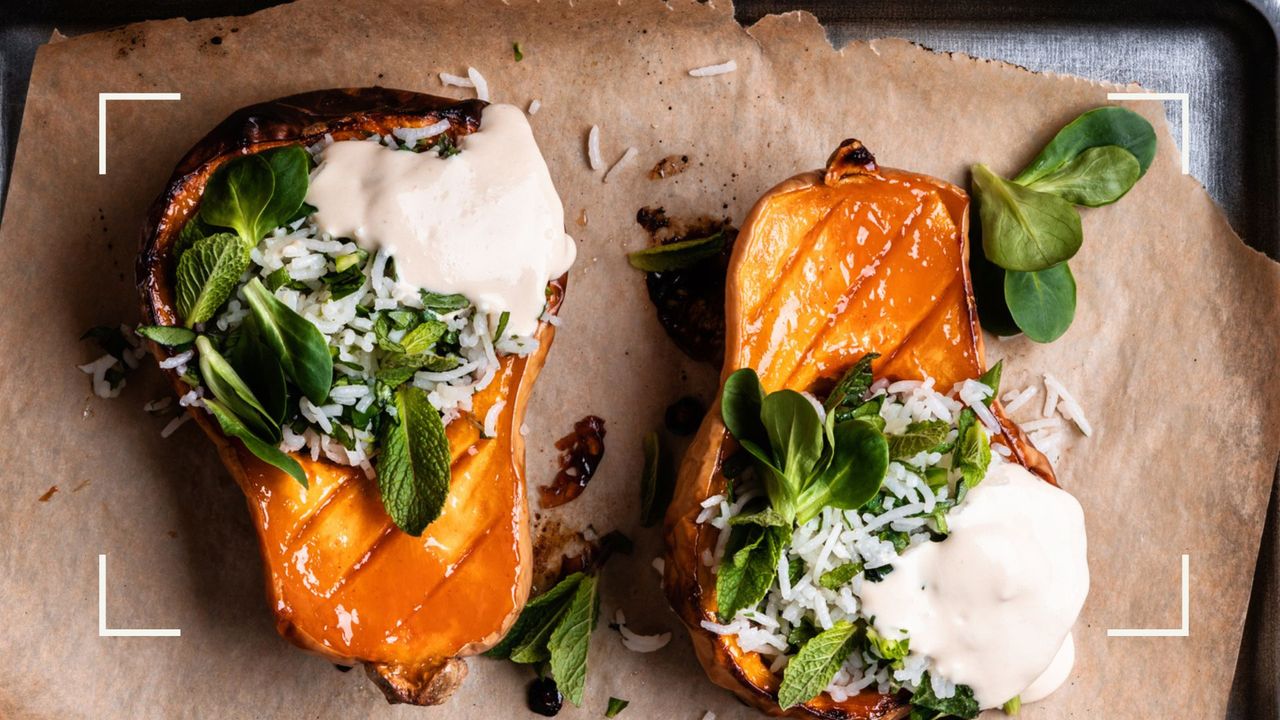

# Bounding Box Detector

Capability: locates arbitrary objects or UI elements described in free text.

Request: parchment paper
[1,1,1278,718]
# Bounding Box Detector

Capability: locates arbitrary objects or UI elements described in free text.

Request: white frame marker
[1106,91,1190,175]
[98,554,181,637]
[98,92,182,175]
[1107,553,1190,638]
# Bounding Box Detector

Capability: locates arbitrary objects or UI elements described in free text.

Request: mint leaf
[487,573,585,659]
[887,420,951,460]
[203,397,307,487]
[825,352,879,413]
[548,573,598,706]
[818,562,862,590]
[910,673,979,719]
[605,697,629,717]
[376,385,451,536]
[954,414,991,492]
[242,277,333,404]
[777,620,857,709]
[420,290,470,313]
[627,230,725,272]
[977,360,1003,405]
[135,325,196,347]
[375,352,458,387]
[865,625,910,662]
[176,232,250,327]
[399,319,447,355]
[716,524,789,621]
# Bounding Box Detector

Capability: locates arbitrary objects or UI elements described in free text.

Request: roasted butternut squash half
[137,89,564,705]
[663,140,1054,718]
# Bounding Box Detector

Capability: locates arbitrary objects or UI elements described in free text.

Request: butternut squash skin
[663,140,1053,719]
[137,88,564,705]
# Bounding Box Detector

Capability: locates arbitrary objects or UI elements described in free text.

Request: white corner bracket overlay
[1107,553,1190,638]
[98,554,181,637]
[97,92,182,175]
[1106,92,1190,175]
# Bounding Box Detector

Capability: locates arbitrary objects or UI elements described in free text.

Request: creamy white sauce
[859,461,1089,709]
[305,103,576,336]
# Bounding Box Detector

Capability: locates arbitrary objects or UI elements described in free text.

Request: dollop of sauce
[539,415,607,508]
[306,103,577,336]
[859,461,1089,709]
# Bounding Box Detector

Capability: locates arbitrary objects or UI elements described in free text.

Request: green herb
[375,352,459,387]
[323,265,365,301]
[715,523,789,621]
[977,360,1002,405]
[333,249,367,273]
[203,397,308,486]
[865,625,909,662]
[487,573,587,659]
[863,565,893,583]
[196,336,279,442]
[626,231,725,272]
[972,164,1082,273]
[135,325,197,347]
[1013,106,1157,186]
[1022,145,1141,207]
[513,42,525,62]
[493,311,510,341]
[431,134,461,159]
[794,418,889,524]
[200,147,309,247]
[375,386,451,536]
[420,290,471,313]
[818,562,862,590]
[1002,696,1022,715]
[727,507,788,528]
[953,409,992,492]
[909,673,979,720]
[604,697,628,717]
[80,326,131,364]
[547,573,599,706]
[887,419,950,460]
[639,431,674,527]
[241,278,333,404]
[787,617,819,648]
[1004,264,1077,343]
[175,232,251,327]
[175,215,213,259]
[400,319,447,355]
[224,312,289,425]
[777,620,858,709]
[824,352,879,415]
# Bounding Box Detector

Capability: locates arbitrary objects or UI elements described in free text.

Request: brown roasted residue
[38,485,58,502]
[539,415,607,508]
[635,206,736,366]
[650,154,691,179]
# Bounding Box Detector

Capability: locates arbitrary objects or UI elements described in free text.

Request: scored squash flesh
[137,88,562,705]
[663,140,1053,718]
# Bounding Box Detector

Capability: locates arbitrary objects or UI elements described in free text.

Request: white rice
[467,67,490,101]
[160,413,191,438]
[689,59,737,77]
[483,400,506,438]
[439,72,474,88]
[1044,373,1092,437]
[587,125,603,170]
[604,147,638,183]
[527,98,541,115]
[1002,385,1037,415]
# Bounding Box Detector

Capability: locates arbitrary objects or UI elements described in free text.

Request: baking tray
[1,1,1277,717]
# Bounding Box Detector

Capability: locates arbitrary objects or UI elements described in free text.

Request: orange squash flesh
[663,140,1053,719]
[137,89,562,705]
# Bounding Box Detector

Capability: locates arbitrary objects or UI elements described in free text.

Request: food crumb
[650,154,691,179]
[38,486,58,502]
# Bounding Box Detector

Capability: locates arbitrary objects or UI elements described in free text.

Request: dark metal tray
[2,1,1277,716]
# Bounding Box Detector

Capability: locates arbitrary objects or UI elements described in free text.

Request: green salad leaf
[796,419,889,524]
[224,312,288,425]
[203,397,308,487]
[200,147,310,247]
[135,325,196,347]
[1022,145,1141,207]
[639,431,674,527]
[627,231,725,272]
[972,164,1083,273]
[777,621,858,709]
[1004,263,1077,343]
[375,386,452,536]
[175,232,251,327]
[196,336,279,442]
[241,278,333,404]
[1013,106,1157,185]
[909,673,979,720]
